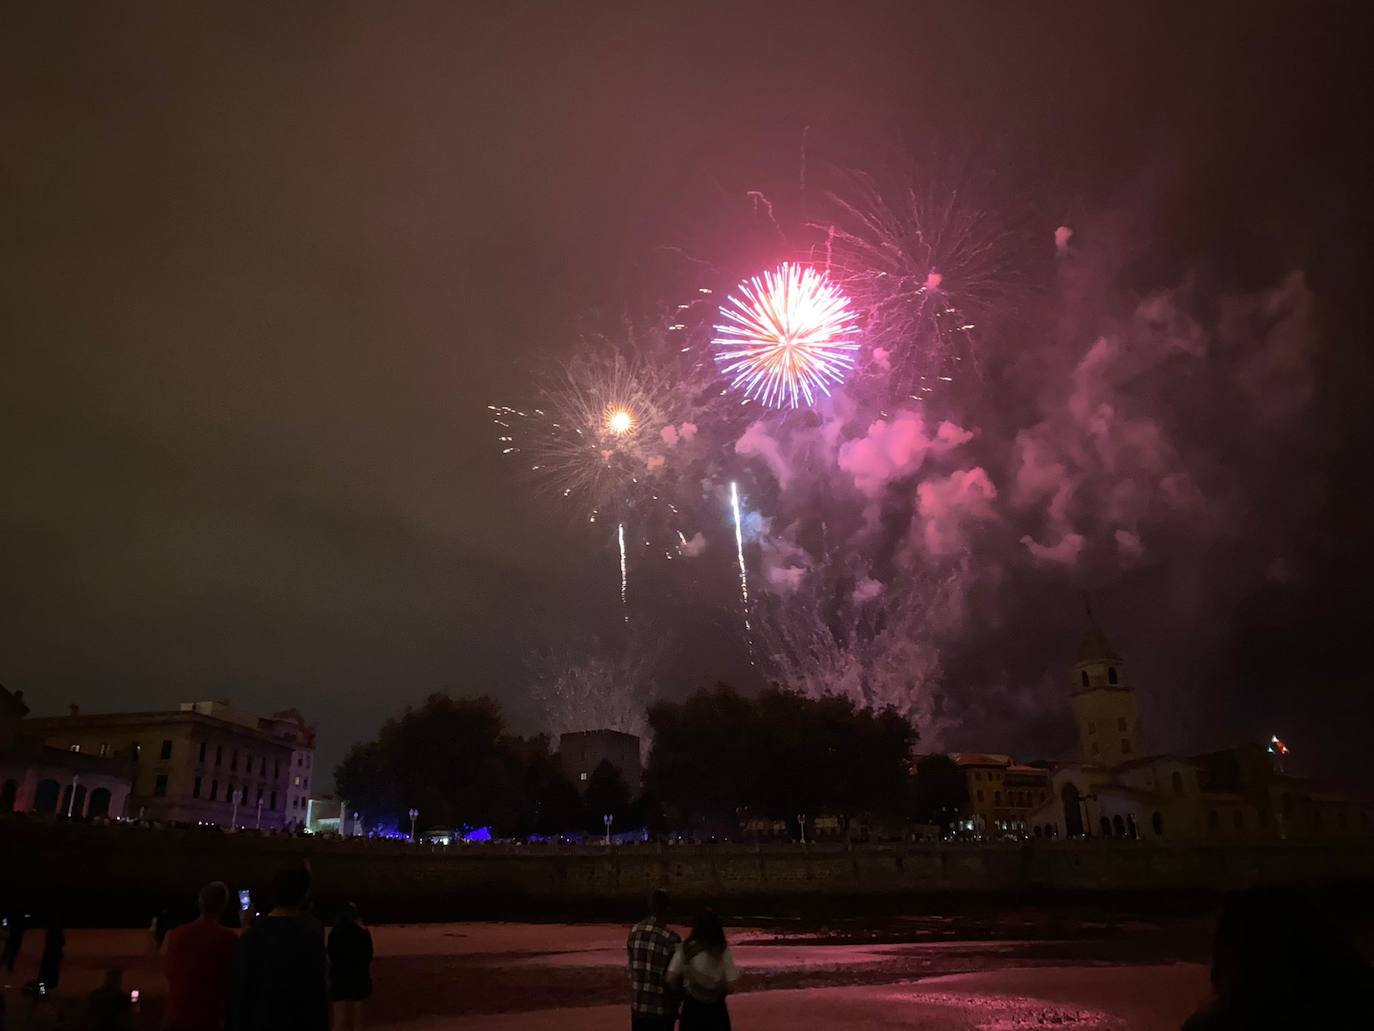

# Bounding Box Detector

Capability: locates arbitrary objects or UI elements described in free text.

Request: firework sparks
[819,163,1029,402]
[713,262,860,408]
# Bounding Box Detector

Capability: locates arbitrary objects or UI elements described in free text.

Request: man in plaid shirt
[627,889,681,1029]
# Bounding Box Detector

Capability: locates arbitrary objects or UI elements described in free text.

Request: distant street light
[352,811,362,837]
[603,813,614,846]
[408,808,419,843]
[797,813,807,846]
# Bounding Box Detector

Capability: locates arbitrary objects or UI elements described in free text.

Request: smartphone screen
[238,889,251,912]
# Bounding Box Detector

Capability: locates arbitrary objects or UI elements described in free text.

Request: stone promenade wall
[3,820,1371,924]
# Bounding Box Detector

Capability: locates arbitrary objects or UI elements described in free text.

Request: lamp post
[255,797,264,831]
[797,813,807,846]
[66,774,80,819]
[408,808,419,843]
[230,790,239,832]
[352,811,361,837]
[603,813,614,846]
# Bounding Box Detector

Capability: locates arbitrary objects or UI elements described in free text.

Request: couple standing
[627,889,739,1030]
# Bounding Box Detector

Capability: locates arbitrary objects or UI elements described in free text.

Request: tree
[335,694,581,836]
[583,759,630,834]
[911,754,969,833]
[645,684,917,836]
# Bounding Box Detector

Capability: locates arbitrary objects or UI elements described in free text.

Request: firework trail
[618,521,628,621]
[729,481,754,657]
[713,262,860,408]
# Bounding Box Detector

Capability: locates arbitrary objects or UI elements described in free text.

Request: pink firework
[713,262,860,408]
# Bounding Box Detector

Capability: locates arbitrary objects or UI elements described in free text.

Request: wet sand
[0,911,1214,1029]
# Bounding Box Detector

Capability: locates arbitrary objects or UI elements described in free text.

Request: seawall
[4,821,1372,924]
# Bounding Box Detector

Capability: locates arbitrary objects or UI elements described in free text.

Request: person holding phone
[164,882,237,1031]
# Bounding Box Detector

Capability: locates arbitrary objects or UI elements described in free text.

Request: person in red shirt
[164,882,237,1031]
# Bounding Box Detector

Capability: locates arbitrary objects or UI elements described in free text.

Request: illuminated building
[0,684,132,818]
[26,699,312,830]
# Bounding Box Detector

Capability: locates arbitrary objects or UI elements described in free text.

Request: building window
[994,791,1002,804]
[160,740,173,761]
[216,745,223,767]
[231,749,238,771]
[1080,670,1089,688]
[153,775,168,797]
[1121,739,1132,754]
[293,776,301,787]
[69,744,80,753]
[1091,743,1100,756]
[1152,811,1164,835]
[240,786,249,804]
[1087,721,1096,734]
[193,776,202,798]
[210,779,219,801]
[275,760,281,778]
[974,771,982,781]
[270,791,278,809]
[1107,666,1118,685]
[1117,717,1127,731]
[1172,771,1184,796]
[198,741,207,762]
[260,757,267,775]
[98,743,109,757]
[976,790,984,802]
[303,777,309,790]
[579,772,589,781]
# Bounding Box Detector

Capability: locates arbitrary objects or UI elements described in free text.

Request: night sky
[4,3,1372,791]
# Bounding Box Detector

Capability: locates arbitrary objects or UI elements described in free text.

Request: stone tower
[1071,610,1142,766]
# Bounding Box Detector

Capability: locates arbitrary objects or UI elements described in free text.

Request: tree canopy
[911,753,969,833]
[645,684,917,834]
[335,693,582,836]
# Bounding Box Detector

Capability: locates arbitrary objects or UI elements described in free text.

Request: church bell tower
[1071,606,1142,767]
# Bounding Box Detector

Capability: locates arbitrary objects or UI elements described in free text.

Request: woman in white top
[666,910,740,1030]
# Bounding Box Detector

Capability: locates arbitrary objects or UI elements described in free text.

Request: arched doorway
[1152,810,1164,836]
[1112,814,1126,838]
[71,785,87,818]
[33,778,60,814]
[1061,783,1084,838]
[88,787,112,818]
[1,779,17,812]
[1100,815,1113,838]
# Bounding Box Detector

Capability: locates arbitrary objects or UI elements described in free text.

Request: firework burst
[713,262,860,408]
[819,164,1028,404]
[490,351,671,516]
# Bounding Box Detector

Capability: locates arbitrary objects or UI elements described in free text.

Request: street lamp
[797,813,808,846]
[66,774,80,819]
[603,813,614,846]
[255,797,264,831]
[408,808,419,843]
[352,811,361,837]
[230,790,239,832]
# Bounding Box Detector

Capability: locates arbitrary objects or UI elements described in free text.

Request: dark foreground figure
[667,911,740,1031]
[328,901,374,1031]
[230,867,328,1031]
[1184,882,1374,1029]
[627,889,682,1030]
